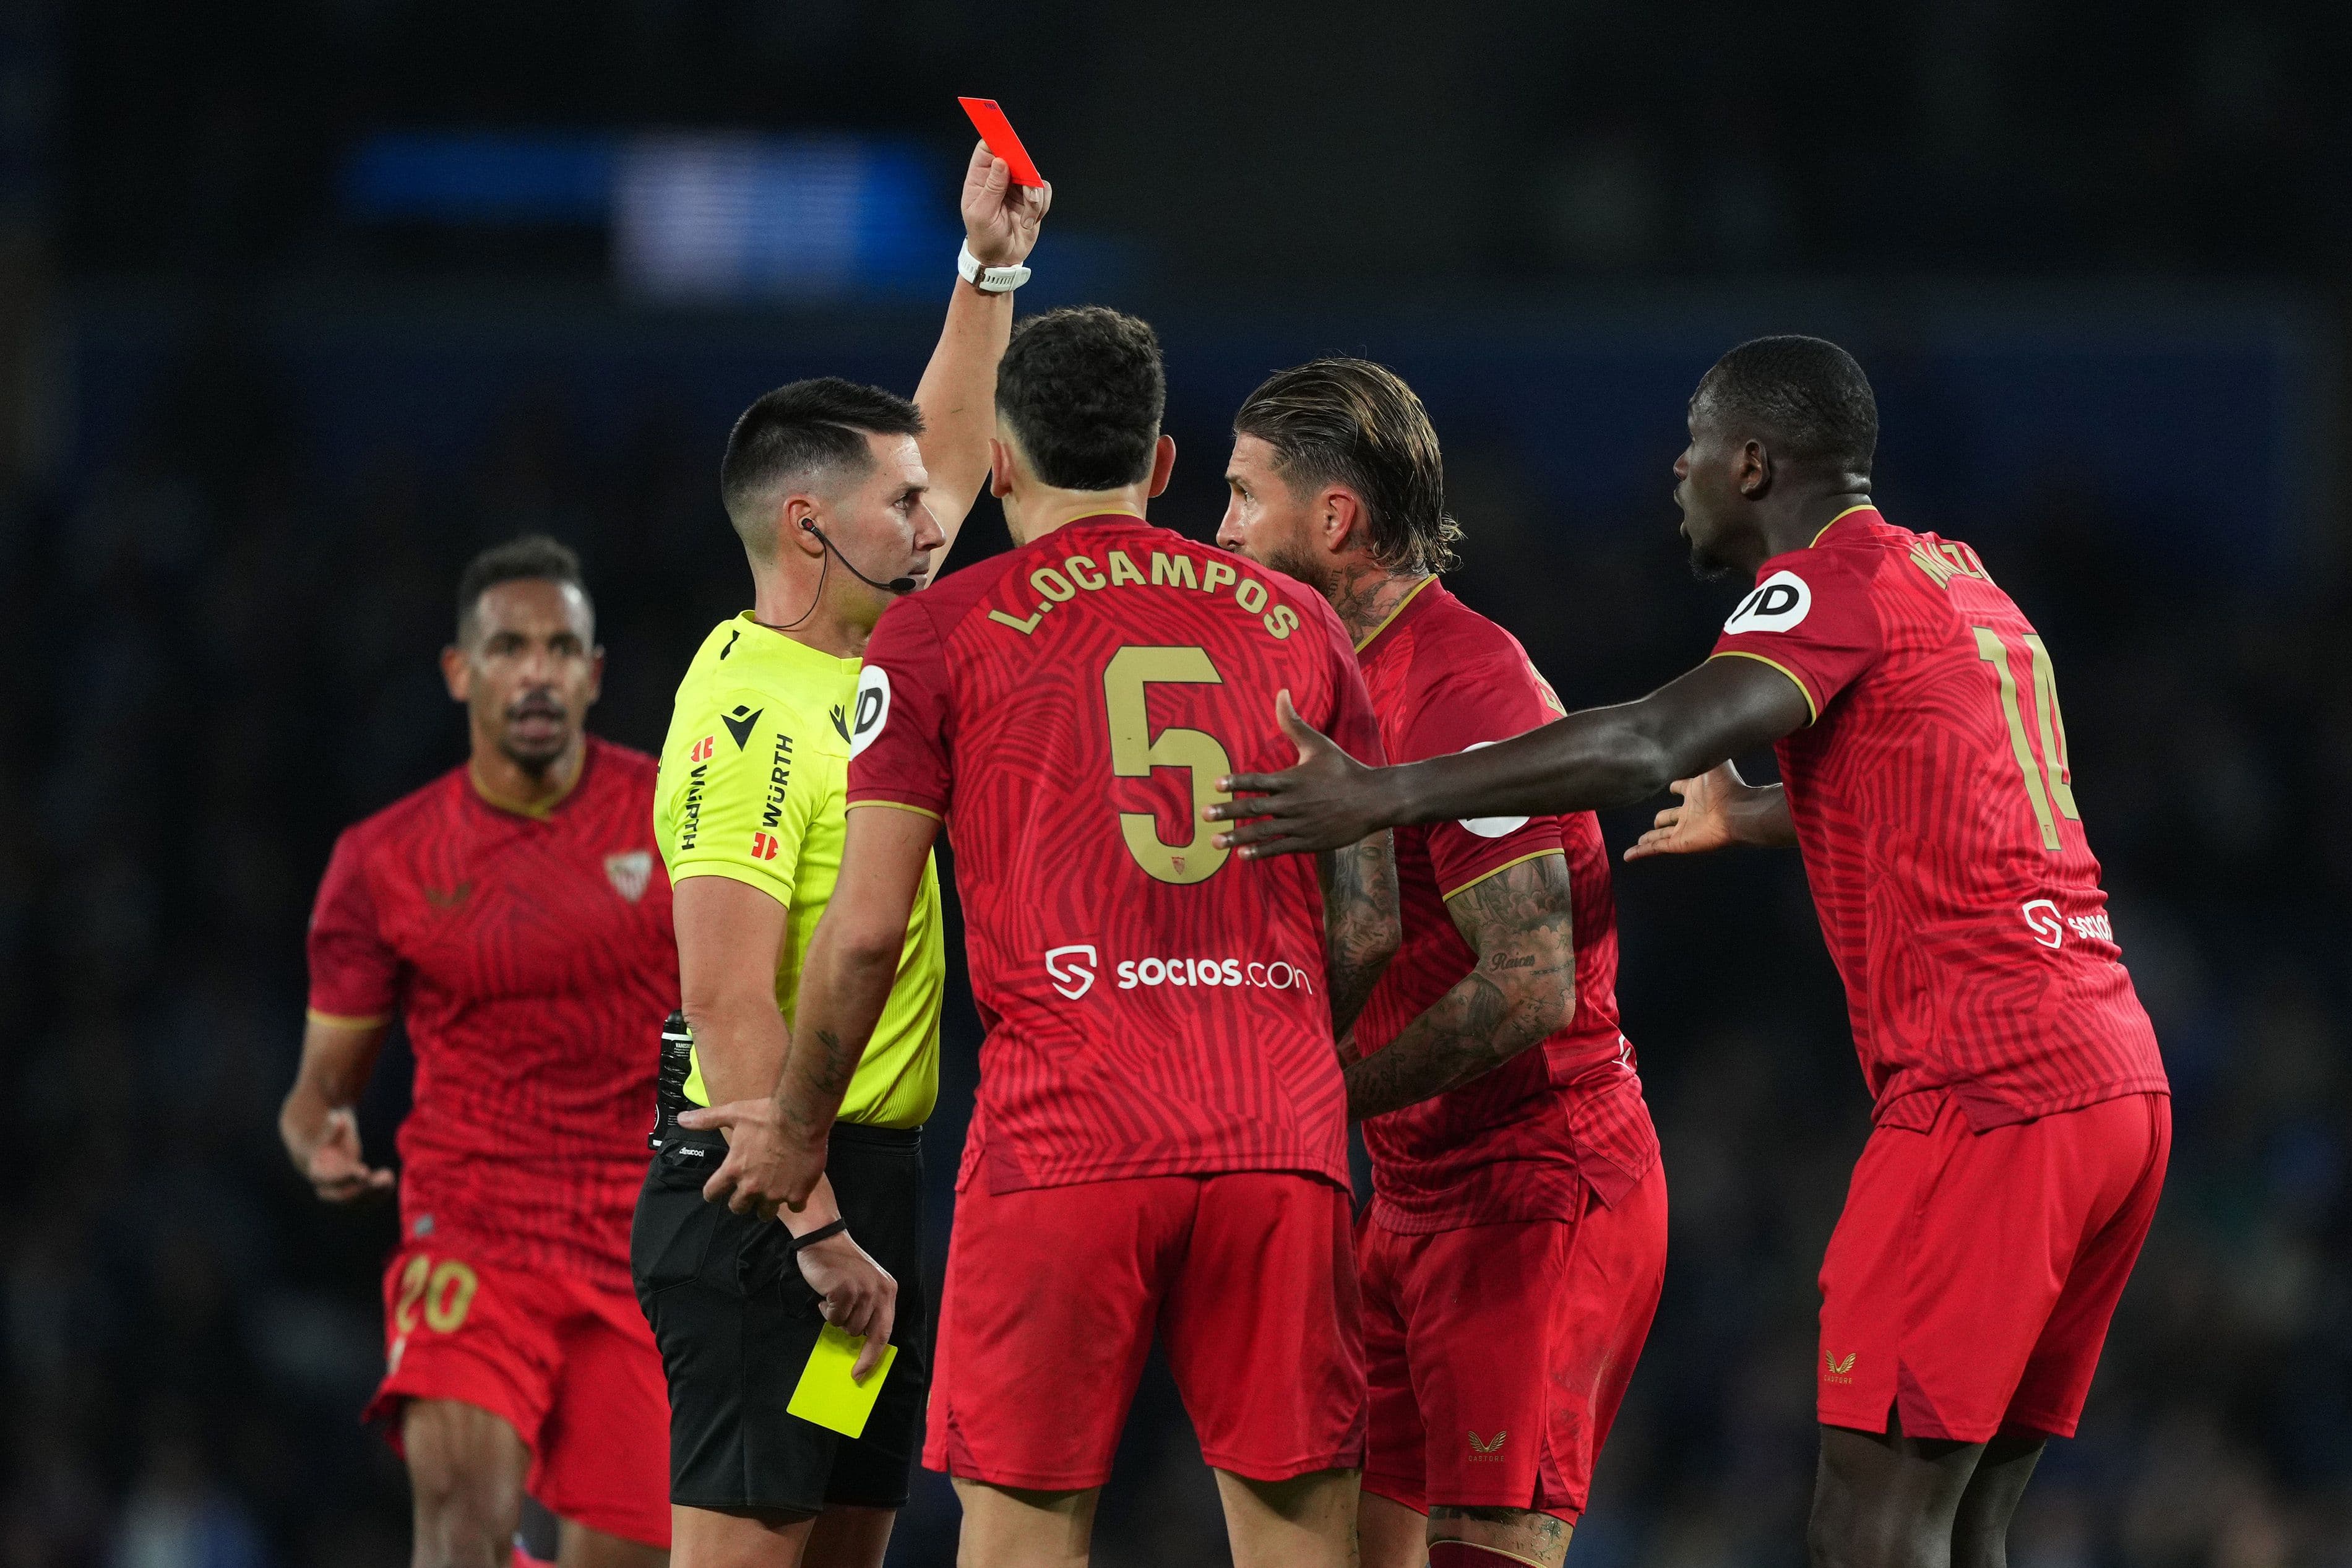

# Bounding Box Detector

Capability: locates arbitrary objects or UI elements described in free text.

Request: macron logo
[1045,945,1098,1001]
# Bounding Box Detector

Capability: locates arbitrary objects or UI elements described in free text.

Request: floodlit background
[3,4,2346,1565]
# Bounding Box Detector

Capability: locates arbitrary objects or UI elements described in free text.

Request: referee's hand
[676,1098,827,1218]
[795,1231,898,1382]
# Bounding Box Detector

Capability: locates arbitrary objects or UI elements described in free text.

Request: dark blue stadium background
[2,4,2346,1565]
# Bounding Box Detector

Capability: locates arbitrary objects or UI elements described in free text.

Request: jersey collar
[470,739,592,821]
[1807,503,1882,549]
[1353,574,1439,655]
[736,611,862,676]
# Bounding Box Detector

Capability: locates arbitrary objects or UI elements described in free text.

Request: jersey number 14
[1974,626,2078,851]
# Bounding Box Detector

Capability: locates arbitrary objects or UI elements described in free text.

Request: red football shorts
[1818,1090,2171,1444]
[364,1244,671,1548]
[1359,1161,1667,1523]
[924,1170,1364,1489]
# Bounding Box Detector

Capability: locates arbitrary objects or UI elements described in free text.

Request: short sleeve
[1403,660,1570,900]
[662,694,821,906]
[307,829,400,1024]
[1708,552,1884,722]
[846,597,954,819]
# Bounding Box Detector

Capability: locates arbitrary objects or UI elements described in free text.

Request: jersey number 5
[1973,627,2078,851]
[1103,646,1233,885]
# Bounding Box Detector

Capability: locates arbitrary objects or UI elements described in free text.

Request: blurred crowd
[48,0,2352,285]
[0,311,2344,1568]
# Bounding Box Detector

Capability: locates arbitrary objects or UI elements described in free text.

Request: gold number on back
[1973,626,2080,851]
[1103,646,1233,885]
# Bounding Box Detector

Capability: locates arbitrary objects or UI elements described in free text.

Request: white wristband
[958,242,1031,295]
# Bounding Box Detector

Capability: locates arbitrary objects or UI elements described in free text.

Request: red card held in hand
[958,97,1045,187]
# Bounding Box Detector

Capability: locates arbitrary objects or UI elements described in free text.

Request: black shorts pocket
[632,1147,723,1298]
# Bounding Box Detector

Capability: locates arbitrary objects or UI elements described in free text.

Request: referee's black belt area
[653,1109,923,1162]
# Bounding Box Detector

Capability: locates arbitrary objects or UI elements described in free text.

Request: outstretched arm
[1317,830,1400,1045]
[914,142,1051,559]
[1208,657,1812,859]
[1344,853,1577,1121]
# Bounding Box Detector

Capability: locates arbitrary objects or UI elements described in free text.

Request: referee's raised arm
[911,140,1050,563]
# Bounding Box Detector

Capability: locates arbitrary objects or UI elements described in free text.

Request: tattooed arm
[1343,852,1576,1122]
[1318,831,1401,1046]
[679,804,936,1217]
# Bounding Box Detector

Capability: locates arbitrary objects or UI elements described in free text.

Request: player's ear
[587,648,605,705]
[439,643,470,703]
[988,436,1015,499]
[1146,433,1176,498]
[1322,487,1362,554]
[1738,438,1772,499]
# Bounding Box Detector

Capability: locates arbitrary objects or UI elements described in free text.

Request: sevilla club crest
[605,851,654,903]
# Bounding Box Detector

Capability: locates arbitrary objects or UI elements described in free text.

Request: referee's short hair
[721,377,926,555]
[1694,335,1879,478]
[995,306,1165,491]
[455,534,592,644]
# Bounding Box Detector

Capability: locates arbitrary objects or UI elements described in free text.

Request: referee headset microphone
[757,511,919,632]
[799,515,921,595]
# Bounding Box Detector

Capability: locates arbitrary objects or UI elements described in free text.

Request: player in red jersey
[1203,337,2169,1568]
[686,307,1403,1568]
[283,536,678,1568]
[1217,359,1665,1568]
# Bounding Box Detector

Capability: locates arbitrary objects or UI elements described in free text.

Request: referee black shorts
[631,1119,928,1516]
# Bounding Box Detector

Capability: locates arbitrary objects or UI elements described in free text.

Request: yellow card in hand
[786,1325,897,1439]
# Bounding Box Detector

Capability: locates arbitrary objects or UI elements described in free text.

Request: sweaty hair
[1694,335,1879,477]
[1233,357,1460,575]
[994,306,1165,490]
[720,377,926,553]
[455,534,591,643]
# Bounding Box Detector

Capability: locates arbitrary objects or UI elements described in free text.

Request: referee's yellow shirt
[653,613,944,1126]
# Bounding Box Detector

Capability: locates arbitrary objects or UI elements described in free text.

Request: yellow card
[786,1325,897,1439]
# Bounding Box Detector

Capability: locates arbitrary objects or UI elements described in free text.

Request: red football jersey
[845,515,1385,1195]
[1353,579,1660,1233]
[306,737,678,1285]
[1710,506,2166,1131]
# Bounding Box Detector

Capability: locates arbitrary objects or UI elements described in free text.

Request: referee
[633,144,1046,1568]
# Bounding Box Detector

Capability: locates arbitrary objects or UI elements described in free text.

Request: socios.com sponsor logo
[1044,944,1097,1000]
[1043,947,1319,995]
[1115,955,1316,993]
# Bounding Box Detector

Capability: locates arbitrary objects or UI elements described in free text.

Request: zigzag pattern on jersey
[1353,581,1660,1233]
[898,519,1363,1195]
[1734,515,2166,1128]
[317,739,677,1285]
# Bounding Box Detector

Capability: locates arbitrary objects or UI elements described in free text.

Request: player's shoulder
[583,735,660,793]
[899,546,1029,630]
[1399,582,1542,683]
[1384,584,1567,730]
[342,765,469,853]
[1411,582,1530,660]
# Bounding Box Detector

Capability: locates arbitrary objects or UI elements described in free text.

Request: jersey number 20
[1103,646,1233,885]
[1974,626,2078,851]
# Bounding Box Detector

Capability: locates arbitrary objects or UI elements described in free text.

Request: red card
[958,97,1045,187]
